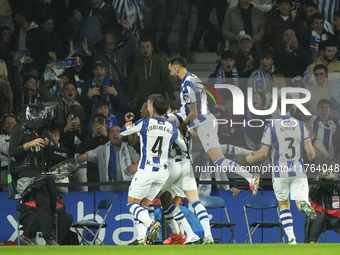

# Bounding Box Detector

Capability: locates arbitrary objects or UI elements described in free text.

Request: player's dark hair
[148,94,163,103]
[153,97,169,116]
[96,99,110,109]
[92,113,107,124]
[167,100,181,112]
[310,13,325,23]
[317,99,332,108]
[277,95,294,113]
[168,56,187,68]
[313,64,327,74]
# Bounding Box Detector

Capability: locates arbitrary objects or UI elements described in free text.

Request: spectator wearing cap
[234,34,260,79]
[84,61,128,126]
[264,0,306,52]
[222,0,265,53]
[274,29,310,78]
[248,49,275,94]
[127,36,175,119]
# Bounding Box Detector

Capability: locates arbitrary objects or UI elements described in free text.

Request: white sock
[221,144,253,156]
[214,157,253,183]
[192,200,211,237]
[127,203,152,228]
[173,207,196,237]
[137,222,147,241]
[164,204,180,235]
[280,208,295,241]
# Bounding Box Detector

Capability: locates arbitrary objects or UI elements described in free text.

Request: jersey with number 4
[120,117,187,171]
[261,115,310,178]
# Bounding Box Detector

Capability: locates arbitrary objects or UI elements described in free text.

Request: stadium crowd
[1,0,340,245]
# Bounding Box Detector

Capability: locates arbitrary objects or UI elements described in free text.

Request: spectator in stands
[305,2,334,34]
[87,100,118,132]
[61,110,88,191]
[9,6,48,71]
[23,75,42,104]
[78,113,109,191]
[77,125,141,191]
[264,0,305,52]
[190,0,229,53]
[91,20,136,94]
[48,72,70,97]
[209,50,239,103]
[127,37,175,119]
[306,41,340,83]
[332,11,340,60]
[84,61,128,126]
[234,34,260,79]
[274,29,310,78]
[0,59,12,116]
[307,99,340,158]
[306,64,332,115]
[222,0,265,53]
[39,75,86,119]
[307,13,335,62]
[248,49,275,94]
[0,113,16,191]
[304,171,340,243]
[149,0,178,55]
[40,16,61,61]
[330,78,340,118]
[0,26,11,64]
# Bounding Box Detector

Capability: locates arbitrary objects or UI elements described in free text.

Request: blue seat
[200,196,236,243]
[243,196,284,244]
[72,195,116,245]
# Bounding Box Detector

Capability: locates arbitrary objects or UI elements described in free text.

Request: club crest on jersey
[183,93,190,102]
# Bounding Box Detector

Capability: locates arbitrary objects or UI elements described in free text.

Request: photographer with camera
[304,167,340,243]
[8,105,60,245]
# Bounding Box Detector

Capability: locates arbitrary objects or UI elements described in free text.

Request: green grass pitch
[2,244,339,255]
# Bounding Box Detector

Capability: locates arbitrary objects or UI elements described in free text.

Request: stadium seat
[199,196,236,243]
[243,196,285,244]
[72,195,116,245]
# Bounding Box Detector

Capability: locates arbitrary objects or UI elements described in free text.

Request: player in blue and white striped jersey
[168,56,260,196]
[246,97,317,244]
[307,99,340,158]
[121,96,187,244]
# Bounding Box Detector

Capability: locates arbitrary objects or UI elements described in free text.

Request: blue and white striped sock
[280,208,295,241]
[148,203,155,220]
[127,203,152,228]
[192,200,211,237]
[214,157,252,182]
[164,204,180,235]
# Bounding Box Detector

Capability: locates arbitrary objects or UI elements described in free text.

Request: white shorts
[272,177,309,202]
[128,169,169,201]
[159,159,197,197]
[195,113,220,152]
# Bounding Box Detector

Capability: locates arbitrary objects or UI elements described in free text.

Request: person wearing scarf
[86,61,128,126]
[248,49,275,94]
[209,50,239,104]
[77,125,140,191]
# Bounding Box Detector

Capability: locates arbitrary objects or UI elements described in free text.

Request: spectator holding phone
[79,114,109,191]
[87,100,118,132]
